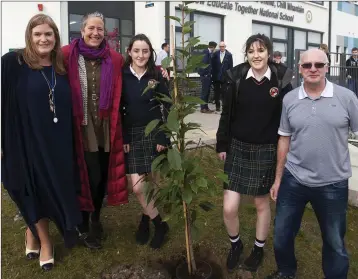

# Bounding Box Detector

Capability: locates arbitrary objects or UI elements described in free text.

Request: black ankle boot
[226,239,244,272]
[91,220,104,241]
[150,215,169,249]
[136,214,150,245]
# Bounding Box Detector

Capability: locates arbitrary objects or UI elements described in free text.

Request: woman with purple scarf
[62,11,128,250]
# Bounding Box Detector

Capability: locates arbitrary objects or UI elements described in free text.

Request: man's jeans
[200,75,211,110]
[274,168,349,279]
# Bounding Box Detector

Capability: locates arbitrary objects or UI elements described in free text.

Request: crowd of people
[2,11,358,279]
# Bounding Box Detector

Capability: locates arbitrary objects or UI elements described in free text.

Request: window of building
[309,1,324,5]
[294,30,307,50]
[252,23,270,37]
[273,26,288,40]
[308,32,321,45]
[69,14,133,54]
[193,13,221,45]
[174,8,223,71]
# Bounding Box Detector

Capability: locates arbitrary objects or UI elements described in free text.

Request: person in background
[155,42,169,66]
[198,41,217,113]
[273,51,283,64]
[2,14,82,271]
[265,48,358,279]
[121,34,170,249]
[346,47,358,97]
[319,43,331,76]
[211,41,233,111]
[216,33,293,273]
[62,11,128,250]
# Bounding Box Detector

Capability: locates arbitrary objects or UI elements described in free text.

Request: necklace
[40,66,58,123]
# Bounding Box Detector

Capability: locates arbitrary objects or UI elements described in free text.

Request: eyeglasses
[300,62,326,69]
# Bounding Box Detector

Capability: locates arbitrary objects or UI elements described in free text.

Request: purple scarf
[69,38,113,114]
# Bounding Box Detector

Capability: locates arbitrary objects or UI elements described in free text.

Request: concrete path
[186,104,358,206]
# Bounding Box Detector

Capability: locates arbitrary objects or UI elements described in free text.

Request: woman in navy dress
[1,14,82,271]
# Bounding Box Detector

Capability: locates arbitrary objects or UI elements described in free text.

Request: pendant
[53,117,58,123]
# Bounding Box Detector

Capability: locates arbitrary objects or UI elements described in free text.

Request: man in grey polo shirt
[265,49,358,279]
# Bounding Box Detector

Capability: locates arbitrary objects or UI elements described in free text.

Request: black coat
[216,62,293,153]
[211,50,234,82]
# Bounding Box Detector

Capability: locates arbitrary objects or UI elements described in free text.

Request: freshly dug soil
[101,264,171,279]
[175,260,212,279]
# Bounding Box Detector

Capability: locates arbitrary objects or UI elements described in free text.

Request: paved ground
[186,104,358,206]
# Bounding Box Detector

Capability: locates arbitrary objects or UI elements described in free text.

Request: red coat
[62,45,128,211]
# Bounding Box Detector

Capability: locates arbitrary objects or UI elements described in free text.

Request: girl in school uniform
[216,33,293,273]
[121,34,170,249]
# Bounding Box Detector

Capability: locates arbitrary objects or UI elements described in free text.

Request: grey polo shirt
[278,80,358,187]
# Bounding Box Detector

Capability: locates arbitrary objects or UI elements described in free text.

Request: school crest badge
[269,87,279,98]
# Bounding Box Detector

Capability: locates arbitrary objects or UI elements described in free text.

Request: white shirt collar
[130,65,147,80]
[298,79,334,100]
[246,67,271,82]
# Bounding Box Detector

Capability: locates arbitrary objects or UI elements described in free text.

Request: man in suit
[198,41,217,113]
[212,41,233,111]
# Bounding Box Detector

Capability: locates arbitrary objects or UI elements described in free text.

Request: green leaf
[183,20,196,27]
[168,148,182,170]
[167,109,180,132]
[196,176,208,188]
[182,187,193,204]
[182,95,206,105]
[161,56,172,69]
[167,16,181,23]
[172,170,185,183]
[216,172,229,184]
[182,26,192,34]
[156,93,173,104]
[145,119,160,136]
[199,201,215,212]
[176,49,190,57]
[193,44,209,50]
[151,154,166,172]
[190,182,199,194]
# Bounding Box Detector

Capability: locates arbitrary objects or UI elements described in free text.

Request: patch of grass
[2,148,358,279]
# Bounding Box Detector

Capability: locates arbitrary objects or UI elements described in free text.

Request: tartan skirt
[125,125,160,175]
[224,137,277,196]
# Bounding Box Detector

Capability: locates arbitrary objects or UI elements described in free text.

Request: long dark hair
[124,34,158,78]
[243,33,273,64]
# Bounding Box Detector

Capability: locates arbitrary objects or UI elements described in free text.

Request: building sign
[196,1,309,23]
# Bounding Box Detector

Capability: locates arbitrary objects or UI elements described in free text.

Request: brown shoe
[200,108,214,113]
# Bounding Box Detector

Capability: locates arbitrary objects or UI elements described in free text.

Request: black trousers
[213,81,224,109]
[78,147,109,233]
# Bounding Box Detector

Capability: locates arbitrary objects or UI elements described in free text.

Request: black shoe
[79,232,102,249]
[91,221,104,241]
[226,240,244,272]
[243,247,264,272]
[136,214,150,245]
[265,271,296,279]
[150,221,169,249]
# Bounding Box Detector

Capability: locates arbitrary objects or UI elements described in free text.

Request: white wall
[330,2,358,64]
[1,2,62,56]
[134,2,167,55]
[168,1,329,65]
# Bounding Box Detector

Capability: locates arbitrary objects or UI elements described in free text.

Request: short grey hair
[81,11,105,30]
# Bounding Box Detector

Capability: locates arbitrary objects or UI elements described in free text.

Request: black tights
[78,147,109,233]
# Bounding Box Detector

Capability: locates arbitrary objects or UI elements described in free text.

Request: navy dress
[1,52,82,247]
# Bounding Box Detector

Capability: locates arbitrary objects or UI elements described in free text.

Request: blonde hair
[19,13,65,74]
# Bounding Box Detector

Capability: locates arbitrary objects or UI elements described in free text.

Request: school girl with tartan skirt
[120,34,170,249]
[216,34,293,272]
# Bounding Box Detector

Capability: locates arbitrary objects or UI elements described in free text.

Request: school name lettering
[196,1,299,22]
